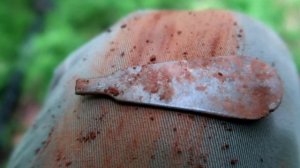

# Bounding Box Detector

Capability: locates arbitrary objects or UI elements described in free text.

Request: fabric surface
[8,10,300,168]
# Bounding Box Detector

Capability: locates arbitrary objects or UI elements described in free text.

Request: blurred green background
[0,0,299,166]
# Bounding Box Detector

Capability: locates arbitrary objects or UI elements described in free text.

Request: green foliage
[0,0,33,92]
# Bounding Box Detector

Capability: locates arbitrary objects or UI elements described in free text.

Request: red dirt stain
[196,85,207,92]
[104,87,120,96]
[76,131,97,143]
[159,85,174,101]
[210,34,221,57]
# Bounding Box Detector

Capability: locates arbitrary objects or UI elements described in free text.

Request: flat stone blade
[75,56,283,120]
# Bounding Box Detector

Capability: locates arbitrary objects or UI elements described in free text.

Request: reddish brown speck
[151,155,155,159]
[150,117,154,121]
[225,127,233,132]
[188,115,195,121]
[77,131,97,143]
[65,161,72,167]
[221,144,229,150]
[104,87,120,96]
[146,40,150,43]
[131,156,138,160]
[177,31,182,35]
[173,127,177,132]
[183,51,188,55]
[150,55,156,63]
[120,24,127,29]
[120,52,125,57]
[213,72,225,83]
[230,159,238,165]
[90,132,96,140]
[197,165,204,168]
